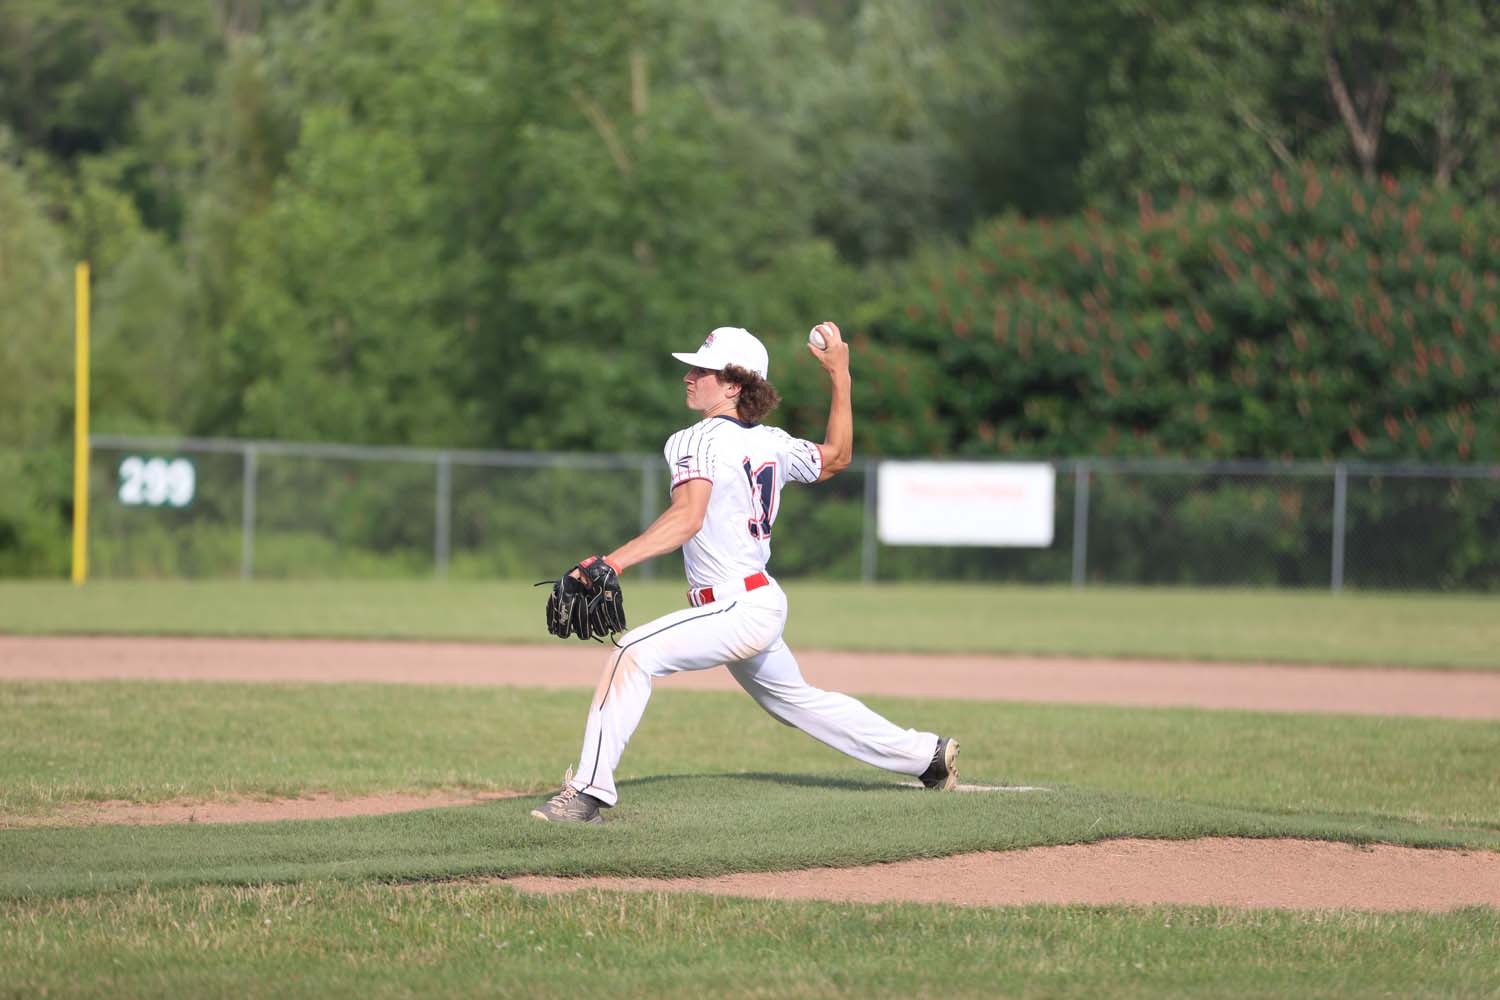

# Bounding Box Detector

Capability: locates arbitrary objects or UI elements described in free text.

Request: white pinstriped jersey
[664,415,823,589]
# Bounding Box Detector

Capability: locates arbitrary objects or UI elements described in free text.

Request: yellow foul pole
[71,262,90,585]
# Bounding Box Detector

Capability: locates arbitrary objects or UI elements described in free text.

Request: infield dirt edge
[5,635,1500,718]
[502,836,1500,912]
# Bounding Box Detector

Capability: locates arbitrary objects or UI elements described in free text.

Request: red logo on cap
[703,333,716,347]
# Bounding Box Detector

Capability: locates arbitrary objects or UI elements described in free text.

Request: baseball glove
[541,556,626,642]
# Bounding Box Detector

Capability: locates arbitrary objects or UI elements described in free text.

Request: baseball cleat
[919,736,961,790]
[531,769,605,824]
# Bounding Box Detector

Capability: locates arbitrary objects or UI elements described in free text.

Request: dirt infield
[6,791,528,828]
[507,838,1500,912]
[4,634,1498,910]
[4,634,1499,718]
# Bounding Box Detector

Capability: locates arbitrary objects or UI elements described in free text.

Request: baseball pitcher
[532,323,960,823]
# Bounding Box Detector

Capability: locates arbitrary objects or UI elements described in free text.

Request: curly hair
[720,364,782,424]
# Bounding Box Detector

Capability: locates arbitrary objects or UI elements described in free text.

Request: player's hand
[807,321,850,379]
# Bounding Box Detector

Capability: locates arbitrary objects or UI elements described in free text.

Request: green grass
[2,681,1497,901]
[5,776,1497,901]
[4,883,1499,999]
[2,579,1499,668]
[3,681,1498,828]
[1,681,1495,997]
[3,578,1496,996]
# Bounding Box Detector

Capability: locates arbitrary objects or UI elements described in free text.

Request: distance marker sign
[117,456,196,508]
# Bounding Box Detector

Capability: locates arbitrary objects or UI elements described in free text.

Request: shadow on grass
[621,771,900,795]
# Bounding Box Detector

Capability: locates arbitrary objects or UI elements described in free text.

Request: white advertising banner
[877,462,1056,547]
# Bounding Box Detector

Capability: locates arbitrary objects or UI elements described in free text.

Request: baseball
[808,327,828,350]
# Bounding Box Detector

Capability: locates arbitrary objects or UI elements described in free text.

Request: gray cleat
[919,736,961,790]
[531,769,605,824]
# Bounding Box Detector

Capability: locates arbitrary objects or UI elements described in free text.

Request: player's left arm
[602,479,712,573]
[807,321,852,481]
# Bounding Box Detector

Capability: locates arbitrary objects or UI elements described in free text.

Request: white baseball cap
[671,326,770,379]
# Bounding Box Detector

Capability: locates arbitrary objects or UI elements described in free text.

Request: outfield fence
[87,435,1500,591]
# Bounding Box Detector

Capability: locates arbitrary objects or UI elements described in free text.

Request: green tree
[0,0,234,233]
[0,155,73,574]
[1073,0,1500,205]
[219,107,472,445]
[19,141,209,438]
[491,3,856,448]
[1386,0,1500,193]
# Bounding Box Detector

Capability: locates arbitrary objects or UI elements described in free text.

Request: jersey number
[742,460,776,539]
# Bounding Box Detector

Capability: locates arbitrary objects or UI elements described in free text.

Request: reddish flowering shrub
[871,166,1500,463]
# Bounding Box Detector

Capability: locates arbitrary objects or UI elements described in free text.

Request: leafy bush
[1081,471,1333,587]
[873,167,1500,464]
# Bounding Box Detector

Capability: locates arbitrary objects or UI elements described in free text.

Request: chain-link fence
[87,435,1500,591]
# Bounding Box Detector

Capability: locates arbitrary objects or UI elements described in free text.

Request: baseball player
[532,323,960,823]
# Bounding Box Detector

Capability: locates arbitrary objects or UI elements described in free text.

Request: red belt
[688,571,770,607]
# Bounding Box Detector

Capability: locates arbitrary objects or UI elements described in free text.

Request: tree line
[3,0,1498,575]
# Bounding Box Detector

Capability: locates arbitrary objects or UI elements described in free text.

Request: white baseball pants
[568,583,939,806]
